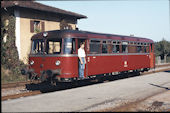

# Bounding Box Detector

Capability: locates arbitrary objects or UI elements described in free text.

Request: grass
[1,66,27,84]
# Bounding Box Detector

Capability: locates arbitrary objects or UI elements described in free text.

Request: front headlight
[30,60,34,65]
[55,60,61,66]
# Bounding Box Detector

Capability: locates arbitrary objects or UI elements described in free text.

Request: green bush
[1,11,27,83]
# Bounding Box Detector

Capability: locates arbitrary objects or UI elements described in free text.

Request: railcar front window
[46,39,62,54]
[31,40,45,54]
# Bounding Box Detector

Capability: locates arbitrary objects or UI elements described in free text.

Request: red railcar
[21,30,155,83]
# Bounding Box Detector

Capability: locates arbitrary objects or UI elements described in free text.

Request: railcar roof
[31,30,154,43]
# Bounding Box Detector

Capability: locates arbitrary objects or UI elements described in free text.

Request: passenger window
[122,45,128,53]
[112,45,120,53]
[128,45,136,53]
[137,46,142,53]
[102,41,108,53]
[90,40,101,54]
[143,46,147,53]
[146,46,149,53]
[122,42,128,53]
[150,43,153,52]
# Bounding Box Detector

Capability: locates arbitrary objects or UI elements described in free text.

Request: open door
[122,41,128,69]
[150,43,155,68]
[77,39,88,78]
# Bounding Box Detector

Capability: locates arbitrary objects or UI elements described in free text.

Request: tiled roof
[1,1,87,19]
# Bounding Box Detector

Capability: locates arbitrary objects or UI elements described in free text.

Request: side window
[143,46,147,53]
[128,46,134,53]
[137,46,142,53]
[63,38,76,54]
[143,43,147,53]
[90,40,101,54]
[122,42,128,53]
[112,41,120,53]
[107,41,112,53]
[102,41,108,53]
[112,45,117,53]
[146,46,149,53]
[128,41,137,53]
[150,43,153,52]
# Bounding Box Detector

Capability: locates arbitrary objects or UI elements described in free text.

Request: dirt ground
[97,90,170,112]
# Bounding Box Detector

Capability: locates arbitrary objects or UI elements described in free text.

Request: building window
[30,20,45,33]
[34,21,41,33]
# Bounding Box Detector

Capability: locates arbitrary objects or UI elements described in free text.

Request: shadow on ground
[25,72,140,93]
[164,70,170,73]
[149,83,170,90]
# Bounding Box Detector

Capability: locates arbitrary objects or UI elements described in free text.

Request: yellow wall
[19,11,77,64]
[20,17,32,64]
[45,20,60,31]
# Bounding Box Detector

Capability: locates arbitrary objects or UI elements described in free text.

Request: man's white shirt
[78,48,86,57]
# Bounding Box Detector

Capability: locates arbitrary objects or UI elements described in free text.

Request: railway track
[1,81,40,89]
[155,63,170,68]
[1,64,170,101]
[2,91,41,101]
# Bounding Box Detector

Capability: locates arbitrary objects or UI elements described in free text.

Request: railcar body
[21,30,155,83]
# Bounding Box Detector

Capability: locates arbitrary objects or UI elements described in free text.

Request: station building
[1,1,87,63]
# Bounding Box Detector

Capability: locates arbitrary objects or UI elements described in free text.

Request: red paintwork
[32,30,154,43]
[86,54,150,76]
[29,30,155,80]
[29,56,78,78]
[29,53,153,79]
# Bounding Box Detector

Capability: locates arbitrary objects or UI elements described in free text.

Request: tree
[1,11,27,76]
[154,38,170,63]
[59,19,73,30]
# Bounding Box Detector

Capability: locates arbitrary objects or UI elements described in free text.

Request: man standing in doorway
[78,42,86,79]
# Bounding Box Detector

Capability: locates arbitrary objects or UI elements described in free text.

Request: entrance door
[77,39,88,78]
[150,43,155,68]
[122,42,128,69]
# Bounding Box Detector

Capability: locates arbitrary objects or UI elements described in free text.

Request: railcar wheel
[41,72,48,82]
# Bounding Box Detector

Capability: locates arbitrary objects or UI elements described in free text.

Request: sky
[36,0,170,42]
